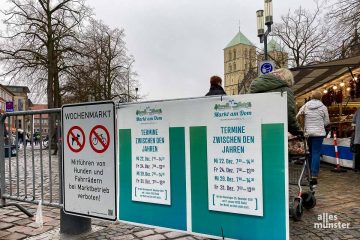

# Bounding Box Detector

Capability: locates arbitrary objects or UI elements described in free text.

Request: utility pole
[127,60,135,102]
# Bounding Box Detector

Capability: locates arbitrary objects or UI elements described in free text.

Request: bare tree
[326,0,360,58]
[328,0,360,33]
[0,0,91,108]
[272,6,332,67]
[63,19,138,103]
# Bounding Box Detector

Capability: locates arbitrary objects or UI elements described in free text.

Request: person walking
[36,133,41,146]
[33,133,37,146]
[351,108,360,171]
[205,75,226,96]
[296,91,330,186]
[25,132,30,147]
[249,68,302,136]
[17,130,23,145]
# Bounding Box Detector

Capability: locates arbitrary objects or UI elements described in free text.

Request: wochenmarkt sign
[62,101,117,221]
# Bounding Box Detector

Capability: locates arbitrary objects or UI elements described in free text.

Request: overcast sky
[4,0,318,102]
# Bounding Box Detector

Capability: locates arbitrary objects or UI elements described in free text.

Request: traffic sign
[258,60,274,75]
[67,126,85,153]
[89,125,110,153]
[62,101,117,221]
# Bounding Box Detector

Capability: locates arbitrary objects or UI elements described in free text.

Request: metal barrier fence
[0,109,62,215]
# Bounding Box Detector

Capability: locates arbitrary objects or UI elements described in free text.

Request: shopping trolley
[288,136,316,221]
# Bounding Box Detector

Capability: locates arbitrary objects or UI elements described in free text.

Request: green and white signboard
[207,100,263,216]
[131,107,171,205]
[117,93,289,240]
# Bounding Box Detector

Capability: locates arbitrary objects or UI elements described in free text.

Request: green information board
[117,93,289,240]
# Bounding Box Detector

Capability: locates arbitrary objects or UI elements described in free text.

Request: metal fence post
[59,116,91,235]
[0,114,7,206]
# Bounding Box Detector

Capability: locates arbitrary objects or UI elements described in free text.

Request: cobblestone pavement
[0,202,60,239]
[4,145,61,205]
[289,164,360,240]
[0,148,359,239]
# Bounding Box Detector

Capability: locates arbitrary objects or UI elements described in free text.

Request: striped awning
[291,55,360,97]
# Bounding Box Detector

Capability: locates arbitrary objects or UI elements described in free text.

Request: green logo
[214,100,251,111]
[214,103,231,111]
[136,107,162,116]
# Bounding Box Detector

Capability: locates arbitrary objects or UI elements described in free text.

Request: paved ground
[289,164,360,240]
[0,148,359,239]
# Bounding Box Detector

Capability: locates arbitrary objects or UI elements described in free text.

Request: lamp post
[127,60,135,102]
[135,87,139,102]
[256,0,273,60]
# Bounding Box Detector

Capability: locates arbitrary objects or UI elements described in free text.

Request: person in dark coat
[205,76,226,96]
[17,130,24,145]
[352,108,360,172]
[3,128,9,145]
[249,68,301,136]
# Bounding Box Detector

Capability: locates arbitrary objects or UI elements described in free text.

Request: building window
[233,49,236,59]
[250,49,255,59]
[245,49,248,58]
[228,51,232,61]
[233,63,236,71]
[229,64,232,72]
[18,99,23,111]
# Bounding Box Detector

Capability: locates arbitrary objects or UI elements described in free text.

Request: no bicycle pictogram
[67,126,85,153]
[89,125,110,153]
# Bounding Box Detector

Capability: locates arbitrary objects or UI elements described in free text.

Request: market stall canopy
[291,55,360,97]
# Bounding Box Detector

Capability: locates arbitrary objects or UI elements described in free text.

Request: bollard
[331,131,347,173]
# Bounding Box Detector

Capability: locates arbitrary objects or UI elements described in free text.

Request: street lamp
[135,87,139,102]
[256,0,273,60]
[127,60,135,102]
[256,10,264,37]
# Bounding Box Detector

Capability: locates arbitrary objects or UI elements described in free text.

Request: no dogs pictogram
[89,125,110,153]
[67,126,85,153]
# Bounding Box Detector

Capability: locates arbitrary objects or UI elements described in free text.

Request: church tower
[224,31,257,95]
[258,39,288,68]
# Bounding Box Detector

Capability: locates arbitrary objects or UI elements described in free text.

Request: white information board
[125,106,171,205]
[62,101,117,220]
[206,100,263,216]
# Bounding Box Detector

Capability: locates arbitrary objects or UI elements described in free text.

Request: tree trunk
[54,56,61,108]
